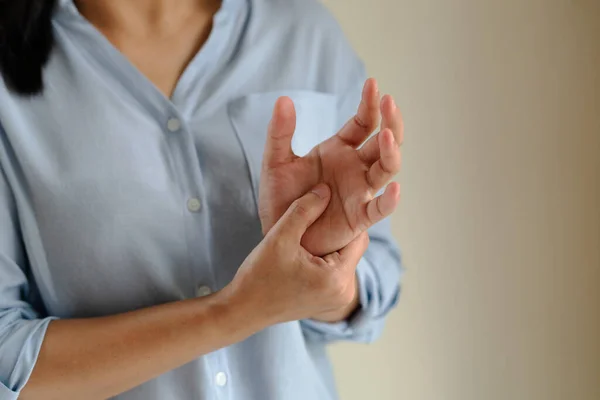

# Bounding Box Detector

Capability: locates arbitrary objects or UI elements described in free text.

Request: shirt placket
[162,109,233,400]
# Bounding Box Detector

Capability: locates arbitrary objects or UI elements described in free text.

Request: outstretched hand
[258,79,404,256]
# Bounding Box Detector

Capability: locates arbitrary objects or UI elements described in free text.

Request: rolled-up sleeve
[300,62,404,344]
[301,219,403,343]
[0,166,55,399]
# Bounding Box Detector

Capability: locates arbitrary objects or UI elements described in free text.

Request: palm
[310,137,378,250]
[260,136,377,256]
[259,81,403,256]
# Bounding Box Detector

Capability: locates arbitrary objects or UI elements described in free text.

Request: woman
[0,0,404,399]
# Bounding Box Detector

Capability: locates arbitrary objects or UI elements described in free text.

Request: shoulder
[250,0,352,50]
[252,0,341,31]
[244,0,366,92]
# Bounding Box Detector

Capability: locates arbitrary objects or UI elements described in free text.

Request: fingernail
[311,184,330,199]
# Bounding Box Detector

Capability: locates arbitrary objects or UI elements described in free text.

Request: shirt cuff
[300,258,385,343]
[0,381,19,400]
[0,315,56,396]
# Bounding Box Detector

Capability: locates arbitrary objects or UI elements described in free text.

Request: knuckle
[354,115,374,133]
[382,156,400,175]
[322,254,334,266]
[314,257,330,268]
[378,159,392,175]
[272,237,288,253]
[375,197,385,217]
[324,252,342,267]
[291,201,310,220]
[263,235,288,257]
[365,170,376,189]
[383,161,400,177]
[331,252,342,265]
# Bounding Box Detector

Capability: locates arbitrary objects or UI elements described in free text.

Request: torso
[77,0,221,97]
[0,0,373,398]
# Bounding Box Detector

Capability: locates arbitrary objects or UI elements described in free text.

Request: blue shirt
[0,0,403,399]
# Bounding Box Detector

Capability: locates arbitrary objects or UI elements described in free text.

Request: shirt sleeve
[300,62,404,344]
[0,165,56,399]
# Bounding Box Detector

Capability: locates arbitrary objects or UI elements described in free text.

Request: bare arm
[22,292,265,400]
[18,185,366,400]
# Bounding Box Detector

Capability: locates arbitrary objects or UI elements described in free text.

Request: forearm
[21,291,266,400]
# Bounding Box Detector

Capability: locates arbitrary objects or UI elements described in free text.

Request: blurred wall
[322,1,600,399]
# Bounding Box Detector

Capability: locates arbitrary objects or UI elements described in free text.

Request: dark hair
[0,0,58,95]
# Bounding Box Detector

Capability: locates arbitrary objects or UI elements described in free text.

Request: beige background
[322,1,600,399]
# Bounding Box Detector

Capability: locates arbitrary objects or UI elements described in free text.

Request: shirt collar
[57,0,239,16]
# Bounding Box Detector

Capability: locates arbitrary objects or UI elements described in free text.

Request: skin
[19,0,404,397]
[260,80,404,321]
[23,187,368,400]
[259,79,404,254]
[75,0,222,98]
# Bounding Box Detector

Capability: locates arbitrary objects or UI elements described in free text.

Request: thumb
[263,97,296,169]
[271,184,331,243]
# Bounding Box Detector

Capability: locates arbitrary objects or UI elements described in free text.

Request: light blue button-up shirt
[0,0,403,399]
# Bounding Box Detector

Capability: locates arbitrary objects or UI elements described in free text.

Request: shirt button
[196,285,212,297]
[187,198,202,213]
[167,118,181,132]
[215,372,227,387]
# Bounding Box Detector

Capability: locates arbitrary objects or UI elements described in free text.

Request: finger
[364,182,401,227]
[358,95,403,164]
[357,131,380,165]
[272,184,331,243]
[380,94,404,146]
[336,78,381,148]
[263,97,297,169]
[338,232,370,265]
[366,129,402,191]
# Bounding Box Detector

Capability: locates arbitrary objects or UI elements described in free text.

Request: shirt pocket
[227,90,338,201]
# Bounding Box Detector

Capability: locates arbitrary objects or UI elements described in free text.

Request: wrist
[310,275,361,323]
[209,285,273,339]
